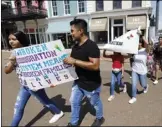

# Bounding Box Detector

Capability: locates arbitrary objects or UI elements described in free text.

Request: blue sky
[151,1,162,30]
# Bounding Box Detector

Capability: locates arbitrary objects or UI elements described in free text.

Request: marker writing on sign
[109,41,123,46]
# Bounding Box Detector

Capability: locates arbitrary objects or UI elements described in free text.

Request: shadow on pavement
[25,94,70,127]
[78,97,95,125]
[125,70,132,77]
[125,82,132,98]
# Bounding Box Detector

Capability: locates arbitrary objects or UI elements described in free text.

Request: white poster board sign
[101,28,140,54]
[15,40,78,91]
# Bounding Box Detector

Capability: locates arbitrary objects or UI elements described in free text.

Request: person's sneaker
[143,84,149,93]
[123,84,127,93]
[108,95,115,102]
[66,123,78,127]
[91,117,105,126]
[130,76,132,79]
[49,111,64,123]
[153,80,158,85]
[129,97,137,104]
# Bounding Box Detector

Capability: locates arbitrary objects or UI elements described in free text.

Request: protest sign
[151,36,159,44]
[101,28,140,54]
[15,40,78,91]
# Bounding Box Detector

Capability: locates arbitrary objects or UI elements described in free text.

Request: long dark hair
[13,31,30,47]
[139,35,145,48]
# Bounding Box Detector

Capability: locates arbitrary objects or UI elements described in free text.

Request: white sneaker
[143,84,149,93]
[123,84,127,93]
[153,80,158,85]
[49,111,64,124]
[130,76,132,79]
[108,95,115,102]
[129,97,137,104]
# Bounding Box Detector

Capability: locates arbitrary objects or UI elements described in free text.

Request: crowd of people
[4,18,162,126]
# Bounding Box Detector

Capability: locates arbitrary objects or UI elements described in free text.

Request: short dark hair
[13,31,30,47]
[70,18,88,35]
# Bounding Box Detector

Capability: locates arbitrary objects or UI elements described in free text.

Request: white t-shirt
[132,48,147,75]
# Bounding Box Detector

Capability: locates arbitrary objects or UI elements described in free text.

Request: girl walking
[4,31,64,126]
[129,36,149,104]
[103,51,127,102]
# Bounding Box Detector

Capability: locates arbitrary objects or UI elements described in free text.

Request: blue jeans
[70,83,103,125]
[11,86,61,126]
[110,71,123,95]
[131,71,147,97]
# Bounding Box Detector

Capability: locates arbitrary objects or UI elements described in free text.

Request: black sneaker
[67,122,78,127]
[91,117,105,126]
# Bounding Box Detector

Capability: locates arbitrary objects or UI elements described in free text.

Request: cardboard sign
[101,28,140,54]
[15,40,78,91]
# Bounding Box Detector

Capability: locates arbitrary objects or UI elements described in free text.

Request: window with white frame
[52,0,58,16]
[64,0,70,15]
[132,0,142,8]
[78,0,85,13]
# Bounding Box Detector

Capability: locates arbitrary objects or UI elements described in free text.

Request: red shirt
[111,54,124,69]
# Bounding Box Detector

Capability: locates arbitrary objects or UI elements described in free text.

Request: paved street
[2,51,162,126]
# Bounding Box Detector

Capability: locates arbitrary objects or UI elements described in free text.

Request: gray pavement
[2,51,162,126]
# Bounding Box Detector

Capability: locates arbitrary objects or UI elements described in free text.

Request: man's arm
[74,57,100,71]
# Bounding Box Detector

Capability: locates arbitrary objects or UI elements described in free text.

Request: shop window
[114,19,123,24]
[30,34,36,45]
[113,26,123,39]
[36,34,40,44]
[94,31,108,44]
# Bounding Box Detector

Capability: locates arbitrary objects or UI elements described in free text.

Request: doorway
[113,26,123,39]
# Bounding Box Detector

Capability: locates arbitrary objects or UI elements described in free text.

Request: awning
[46,18,89,34]
[89,18,107,32]
[46,20,71,34]
[126,15,147,30]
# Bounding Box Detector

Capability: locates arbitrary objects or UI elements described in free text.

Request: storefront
[89,18,108,44]
[90,7,151,44]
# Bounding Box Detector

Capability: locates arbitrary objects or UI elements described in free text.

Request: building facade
[89,0,152,44]
[10,0,48,45]
[45,0,152,48]
[7,0,152,49]
[46,0,90,48]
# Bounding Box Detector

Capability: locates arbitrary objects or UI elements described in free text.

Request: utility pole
[155,0,160,36]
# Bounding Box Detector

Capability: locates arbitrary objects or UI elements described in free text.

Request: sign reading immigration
[101,27,141,54]
[14,40,78,91]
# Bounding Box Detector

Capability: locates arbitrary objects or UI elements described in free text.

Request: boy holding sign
[4,31,64,126]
